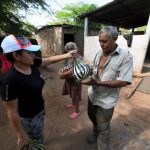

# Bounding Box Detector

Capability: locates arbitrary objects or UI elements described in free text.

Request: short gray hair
[99,26,119,39]
[65,42,77,51]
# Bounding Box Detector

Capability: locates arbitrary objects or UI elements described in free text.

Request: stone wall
[35,27,56,57]
[53,27,63,55]
[35,26,84,56]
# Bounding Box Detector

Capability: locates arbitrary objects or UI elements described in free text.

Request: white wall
[84,36,99,63]
[84,35,150,76]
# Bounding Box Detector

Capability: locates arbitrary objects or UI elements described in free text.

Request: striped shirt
[88,46,133,109]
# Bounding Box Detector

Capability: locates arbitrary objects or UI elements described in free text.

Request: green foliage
[54,2,97,24]
[49,2,102,31]
[0,0,49,35]
[119,28,132,35]
[119,25,147,35]
[135,26,147,32]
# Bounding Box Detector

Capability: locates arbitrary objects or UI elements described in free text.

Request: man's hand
[81,77,100,85]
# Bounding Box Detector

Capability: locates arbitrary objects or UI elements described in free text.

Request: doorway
[64,34,75,46]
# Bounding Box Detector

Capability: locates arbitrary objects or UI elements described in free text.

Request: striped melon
[19,139,46,150]
[73,58,91,81]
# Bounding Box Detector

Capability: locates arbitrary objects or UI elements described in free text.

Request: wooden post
[127,78,143,99]
[84,17,88,37]
[83,17,88,57]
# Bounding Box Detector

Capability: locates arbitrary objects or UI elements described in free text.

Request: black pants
[88,98,114,150]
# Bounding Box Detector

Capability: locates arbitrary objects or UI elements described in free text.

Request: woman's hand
[59,69,73,79]
[66,49,77,58]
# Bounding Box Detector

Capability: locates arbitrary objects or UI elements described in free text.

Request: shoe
[65,104,74,108]
[69,112,80,119]
[86,134,97,144]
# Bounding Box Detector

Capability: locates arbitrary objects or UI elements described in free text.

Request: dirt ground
[0,62,150,150]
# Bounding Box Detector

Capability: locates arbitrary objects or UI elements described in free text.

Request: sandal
[69,112,80,119]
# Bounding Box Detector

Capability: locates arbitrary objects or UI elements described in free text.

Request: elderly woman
[0,35,77,148]
[60,42,82,119]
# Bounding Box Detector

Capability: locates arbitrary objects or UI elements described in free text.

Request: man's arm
[82,77,128,88]
[82,51,133,88]
[97,80,128,87]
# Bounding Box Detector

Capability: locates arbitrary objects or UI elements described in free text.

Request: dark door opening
[64,34,75,46]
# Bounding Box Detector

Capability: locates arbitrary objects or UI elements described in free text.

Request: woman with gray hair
[60,42,82,119]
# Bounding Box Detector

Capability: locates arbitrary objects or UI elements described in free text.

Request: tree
[135,26,147,32]
[55,2,97,24]
[50,2,101,30]
[0,0,49,35]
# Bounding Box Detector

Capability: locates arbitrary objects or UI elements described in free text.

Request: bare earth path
[0,62,150,150]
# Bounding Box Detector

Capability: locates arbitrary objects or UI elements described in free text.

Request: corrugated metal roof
[79,0,150,29]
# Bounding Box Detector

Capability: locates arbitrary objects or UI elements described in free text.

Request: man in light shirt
[82,26,133,150]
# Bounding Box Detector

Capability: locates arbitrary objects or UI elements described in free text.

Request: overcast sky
[25,0,113,27]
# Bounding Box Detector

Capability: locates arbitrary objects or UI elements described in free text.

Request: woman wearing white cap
[0,35,77,148]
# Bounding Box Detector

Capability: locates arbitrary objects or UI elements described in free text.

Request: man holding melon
[82,26,133,150]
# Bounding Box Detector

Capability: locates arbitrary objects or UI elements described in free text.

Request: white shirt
[88,46,133,109]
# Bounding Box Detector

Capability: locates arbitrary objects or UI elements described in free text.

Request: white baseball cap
[1,34,41,53]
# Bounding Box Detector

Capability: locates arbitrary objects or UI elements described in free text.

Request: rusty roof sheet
[79,0,150,29]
